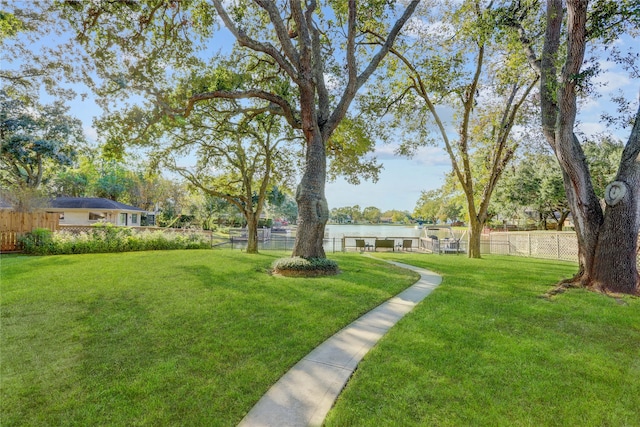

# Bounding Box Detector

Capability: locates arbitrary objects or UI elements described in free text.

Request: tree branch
[211,0,299,82]
[181,89,301,130]
[173,165,246,213]
[313,19,330,125]
[325,0,420,138]
[254,0,300,66]
[540,0,563,142]
[559,0,588,132]
[458,42,485,194]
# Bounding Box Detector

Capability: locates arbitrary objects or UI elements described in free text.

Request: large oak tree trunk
[554,155,602,285]
[590,111,640,294]
[591,185,640,294]
[292,131,328,258]
[539,0,640,295]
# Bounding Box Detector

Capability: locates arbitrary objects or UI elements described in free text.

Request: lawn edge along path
[238,258,442,427]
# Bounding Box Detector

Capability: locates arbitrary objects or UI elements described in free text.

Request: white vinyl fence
[481,231,640,265]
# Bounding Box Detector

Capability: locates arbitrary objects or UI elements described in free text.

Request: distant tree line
[330,205,413,225]
[413,134,625,231]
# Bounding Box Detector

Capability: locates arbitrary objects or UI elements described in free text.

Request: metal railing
[340,236,421,252]
[227,235,464,254]
[229,235,340,252]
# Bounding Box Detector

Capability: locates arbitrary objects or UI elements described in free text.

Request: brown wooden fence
[0,211,59,252]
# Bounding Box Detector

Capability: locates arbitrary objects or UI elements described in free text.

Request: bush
[258,218,273,228]
[18,228,54,255]
[271,257,340,277]
[19,226,211,255]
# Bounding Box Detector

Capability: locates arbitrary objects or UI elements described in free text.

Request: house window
[89,212,106,221]
[144,214,155,226]
[59,213,65,220]
[119,213,127,225]
[131,214,138,224]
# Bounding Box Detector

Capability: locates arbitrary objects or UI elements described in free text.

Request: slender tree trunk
[292,131,328,258]
[556,210,569,231]
[245,211,259,254]
[34,154,44,188]
[468,217,483,258]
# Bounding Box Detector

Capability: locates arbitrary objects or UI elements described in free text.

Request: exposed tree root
[541,280,582,299]
[541,271,587,299]
[542,273,640,300]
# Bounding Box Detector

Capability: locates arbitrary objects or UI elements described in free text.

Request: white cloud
[83,125,98,143]
[404,18,455,40]
[374,144,399,158]
[411,146,451,167]
[323,72,342,93]
[577,57,637,133]
[576,121,606,136]
[593,60,631,92]
[579,96,601,111]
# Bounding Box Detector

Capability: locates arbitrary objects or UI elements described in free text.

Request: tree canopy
[0,91,84,192]
[0,1,89,103]
[363,0,540,257]
[61,0,420,259]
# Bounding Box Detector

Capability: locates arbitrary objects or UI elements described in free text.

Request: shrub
[19,226,211,255]
[258,218,273,228]
[271,257,340,277]
[18,228,54,255]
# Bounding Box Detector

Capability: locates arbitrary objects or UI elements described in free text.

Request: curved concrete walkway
[238,259,442,427]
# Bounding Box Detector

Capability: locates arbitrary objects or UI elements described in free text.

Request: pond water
[228,223,459,253]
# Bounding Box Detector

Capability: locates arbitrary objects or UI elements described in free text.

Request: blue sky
[55,39,640,215]
[68,94,451,213]
[326,144,451,213]
[325,52,639,213]
[7,4,638,215]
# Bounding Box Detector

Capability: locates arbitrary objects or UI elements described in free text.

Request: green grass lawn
[325,254,640,426]
[3,251,638,426]
[0,250,418,426]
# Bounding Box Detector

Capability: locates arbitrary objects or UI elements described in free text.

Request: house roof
[49,197,145,211]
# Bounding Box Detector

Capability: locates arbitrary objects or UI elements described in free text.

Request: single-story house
[46,197,146,226]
